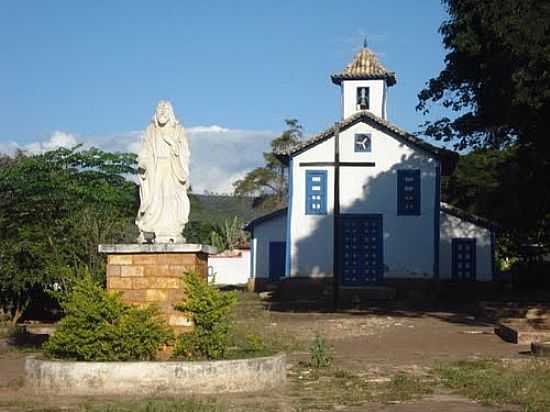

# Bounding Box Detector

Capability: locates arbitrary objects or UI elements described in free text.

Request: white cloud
[188,125,229,134]
[0,126,276,194]
[0,131,79,155]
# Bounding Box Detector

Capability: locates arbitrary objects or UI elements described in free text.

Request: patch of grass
[377,372,434,402]
[81,399,224,412]
[289,364,433,410]
[436,359,550,411]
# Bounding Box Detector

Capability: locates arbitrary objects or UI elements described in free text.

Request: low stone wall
[25,354,286,396]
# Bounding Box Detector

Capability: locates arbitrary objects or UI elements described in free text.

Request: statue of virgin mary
[136,100,190,243]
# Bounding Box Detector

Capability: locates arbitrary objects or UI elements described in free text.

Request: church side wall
[439,212,493,281]
[252,214,287,279]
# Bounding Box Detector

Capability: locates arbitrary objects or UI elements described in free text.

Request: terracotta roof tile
[331,48,396,86]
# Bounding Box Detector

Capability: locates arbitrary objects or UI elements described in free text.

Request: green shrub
[43,273,173,361]
[174,271,237,360]
[309,334,332,368]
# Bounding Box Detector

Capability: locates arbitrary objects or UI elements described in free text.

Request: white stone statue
[136,100,190,243]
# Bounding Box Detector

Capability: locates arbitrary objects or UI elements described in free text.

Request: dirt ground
[0,301,529,412]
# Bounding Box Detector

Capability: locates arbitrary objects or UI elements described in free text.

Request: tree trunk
[10,306,23,326]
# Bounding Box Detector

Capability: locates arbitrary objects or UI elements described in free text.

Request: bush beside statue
[43,270,275,362]
[43,272,173,361]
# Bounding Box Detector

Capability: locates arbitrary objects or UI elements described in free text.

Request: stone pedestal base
[98,244,216,334]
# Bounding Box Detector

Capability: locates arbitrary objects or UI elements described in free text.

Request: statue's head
[153,100,178,127]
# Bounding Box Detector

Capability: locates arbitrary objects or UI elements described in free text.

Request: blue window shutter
[306,170,327,215]
[397,169,421,215]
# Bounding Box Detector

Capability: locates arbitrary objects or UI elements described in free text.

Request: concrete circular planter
[25,353,286,396]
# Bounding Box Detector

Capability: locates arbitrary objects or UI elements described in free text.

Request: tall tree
[233,119,303,210]
[0,147,138,324]
[418,0,550,248]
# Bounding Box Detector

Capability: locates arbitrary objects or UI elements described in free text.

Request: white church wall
[339,122,438,278]
[251,213,287,279]
[289,140,335,277]
[342,80,387,119]
[289,121,438,279]
[439,212,493,281]
[208,250,251,285]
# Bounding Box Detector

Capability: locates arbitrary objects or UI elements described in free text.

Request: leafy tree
[0,240,51,325]
[209,217,248,253]
[183,221,215,244]
[0,146,138,323]
[441,147,529,260]
[418,0,550,249]
[233,119,303,210]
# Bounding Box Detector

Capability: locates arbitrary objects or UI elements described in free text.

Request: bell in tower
[356,87,370,110]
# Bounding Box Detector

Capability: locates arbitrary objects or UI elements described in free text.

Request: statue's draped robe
[136,122,190,242]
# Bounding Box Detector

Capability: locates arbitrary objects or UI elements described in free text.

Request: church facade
[245,46,495,291]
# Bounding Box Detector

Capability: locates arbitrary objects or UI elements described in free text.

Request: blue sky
[0,0,449,192]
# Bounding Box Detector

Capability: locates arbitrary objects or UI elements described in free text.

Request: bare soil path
[0,301,528,411]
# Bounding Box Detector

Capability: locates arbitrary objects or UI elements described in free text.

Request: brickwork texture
[106,252,208,334]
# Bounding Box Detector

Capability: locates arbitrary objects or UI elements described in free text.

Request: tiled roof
[331,48,396,86]
[440,202,497,230]
[243,208,287,231]
[275,110,454,161]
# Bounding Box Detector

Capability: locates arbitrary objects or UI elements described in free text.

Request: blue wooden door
[339,214,384,286]
[269,241,286,281]
[452,238,476,280]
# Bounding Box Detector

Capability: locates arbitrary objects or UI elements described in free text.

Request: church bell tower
[331,39,396,120]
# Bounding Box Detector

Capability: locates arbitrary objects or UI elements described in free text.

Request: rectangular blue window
[354,133,372,152]
[397,169,421,215]
[306,170,327,215]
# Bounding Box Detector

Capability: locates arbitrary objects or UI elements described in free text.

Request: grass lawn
[436,358,550,412]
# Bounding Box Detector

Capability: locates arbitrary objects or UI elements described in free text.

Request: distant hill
[188,194,271,226]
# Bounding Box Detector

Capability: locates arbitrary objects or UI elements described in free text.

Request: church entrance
[338,214,384,286]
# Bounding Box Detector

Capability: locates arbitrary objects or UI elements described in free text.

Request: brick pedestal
[98,244,216,334]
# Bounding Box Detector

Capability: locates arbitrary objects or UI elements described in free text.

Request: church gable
[278,111,447,162]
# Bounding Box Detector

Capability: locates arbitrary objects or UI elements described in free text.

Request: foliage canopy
[419,0,550,249]
[233,119,303,210]
[0,146,138,324]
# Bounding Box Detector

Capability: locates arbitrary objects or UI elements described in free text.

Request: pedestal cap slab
[98,243,217,255]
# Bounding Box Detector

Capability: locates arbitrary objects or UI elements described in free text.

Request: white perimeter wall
[208,250,251,285]
[251,213,287,279]
[289,120,438,279]
[439,212,493,281]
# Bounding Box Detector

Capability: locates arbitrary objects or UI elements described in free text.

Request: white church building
[245,46,495,295]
